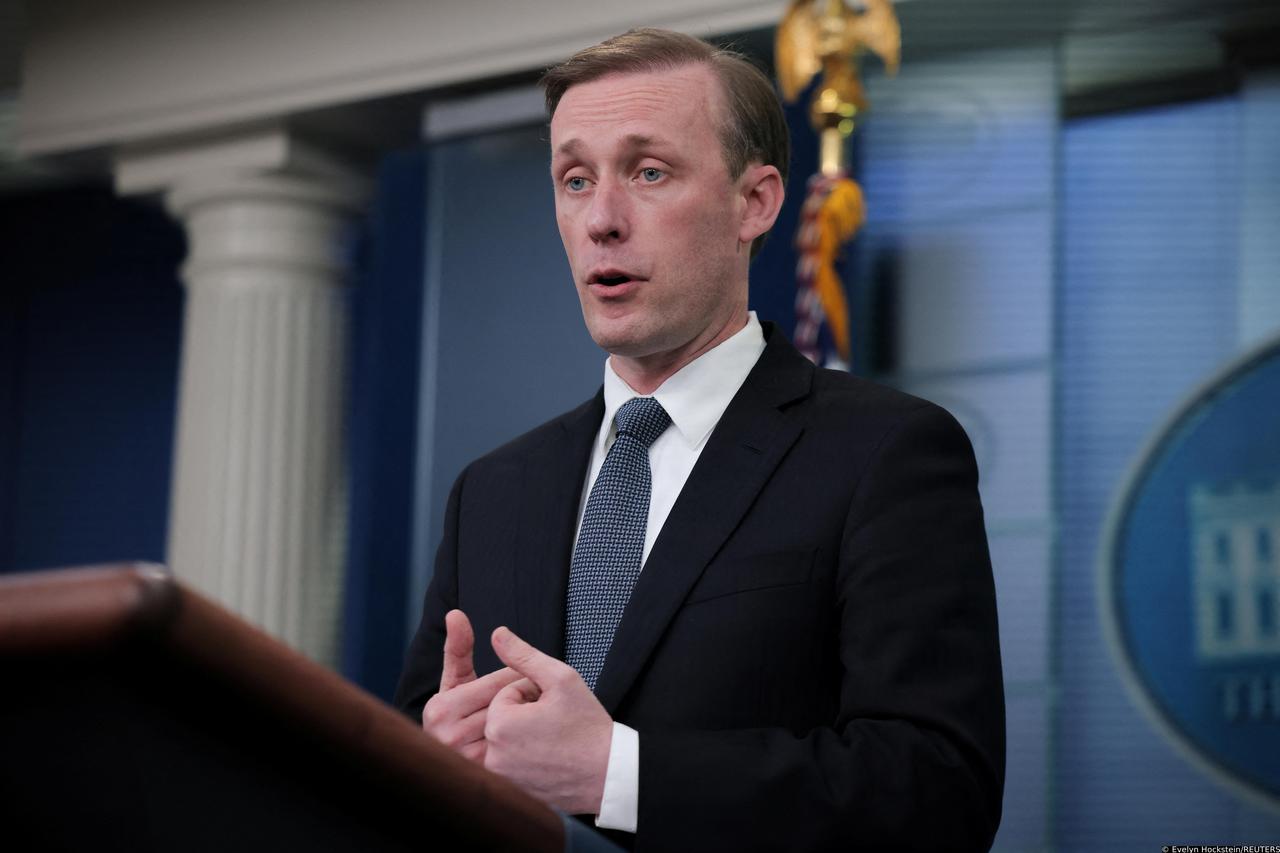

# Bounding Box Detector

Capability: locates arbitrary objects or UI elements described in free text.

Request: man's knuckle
[550,666,576,690]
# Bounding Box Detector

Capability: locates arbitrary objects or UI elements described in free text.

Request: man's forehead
[549,64,723,142]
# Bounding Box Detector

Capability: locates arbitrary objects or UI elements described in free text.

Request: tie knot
[614,397,671,448]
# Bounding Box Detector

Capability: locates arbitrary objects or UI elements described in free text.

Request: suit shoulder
[809,366,930,416]
[805,368,972,446]
[467,393,601,470]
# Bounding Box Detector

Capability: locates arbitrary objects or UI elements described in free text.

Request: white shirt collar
[598,312,766,453]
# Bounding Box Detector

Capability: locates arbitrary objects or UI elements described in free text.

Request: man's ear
[737,164,785,247]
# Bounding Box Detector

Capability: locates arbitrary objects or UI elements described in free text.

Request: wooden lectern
[0,563,567,852]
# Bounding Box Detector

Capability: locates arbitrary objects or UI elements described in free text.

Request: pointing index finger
[491,625,569,690]
[446,667,525,717]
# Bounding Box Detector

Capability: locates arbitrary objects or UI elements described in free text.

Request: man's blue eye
[641,168,663,182]
[567,176,587,191]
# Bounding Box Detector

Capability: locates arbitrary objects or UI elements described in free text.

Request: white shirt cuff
[594,722,638,833]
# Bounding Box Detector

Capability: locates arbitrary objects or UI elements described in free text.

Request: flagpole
[776,0,900,368]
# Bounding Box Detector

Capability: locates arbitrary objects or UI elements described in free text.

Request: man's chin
[592,334,681,362]
[596,340,652,359]
[585,322,656,358]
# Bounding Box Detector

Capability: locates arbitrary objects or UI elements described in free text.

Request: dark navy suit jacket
[396,323,1005,852]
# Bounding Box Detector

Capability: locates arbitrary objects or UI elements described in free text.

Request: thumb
[491,626,570,691]
[441,609,476,690]
[491,676,542,709]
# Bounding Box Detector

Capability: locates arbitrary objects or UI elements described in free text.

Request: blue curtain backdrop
[342,149,429,698]
[0,188,183,574]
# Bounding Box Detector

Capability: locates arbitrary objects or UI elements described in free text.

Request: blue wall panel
[344,149,428,698]
[1057,95,1280,846]
[0,188,183,574]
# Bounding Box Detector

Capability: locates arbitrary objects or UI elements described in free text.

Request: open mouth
[588,268,642,288]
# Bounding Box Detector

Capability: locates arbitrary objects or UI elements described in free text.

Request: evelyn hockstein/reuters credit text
[1167,840,1280,845]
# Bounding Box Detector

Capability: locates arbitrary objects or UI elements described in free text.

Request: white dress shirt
[578,313,767,833]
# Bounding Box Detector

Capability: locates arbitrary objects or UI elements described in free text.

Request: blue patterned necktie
[565,396,672,691]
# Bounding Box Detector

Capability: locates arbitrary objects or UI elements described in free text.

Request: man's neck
[609,311,750,395]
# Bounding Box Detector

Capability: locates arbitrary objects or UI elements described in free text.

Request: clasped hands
[421,609,613,816]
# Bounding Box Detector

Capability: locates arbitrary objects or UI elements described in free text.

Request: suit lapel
[511,391,602,660]
[593,327,814,714]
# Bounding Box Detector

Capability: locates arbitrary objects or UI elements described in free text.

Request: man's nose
[586,180,628,244]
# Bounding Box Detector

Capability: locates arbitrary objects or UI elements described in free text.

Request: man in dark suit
[396,28,1004,852]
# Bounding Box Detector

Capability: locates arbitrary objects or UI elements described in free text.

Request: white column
[142,157,366,664]
[1238,69,1280,348]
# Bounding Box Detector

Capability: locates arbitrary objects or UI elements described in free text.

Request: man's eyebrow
[553,138,586,160]
[552,134,674,161]
[621,133,658,150]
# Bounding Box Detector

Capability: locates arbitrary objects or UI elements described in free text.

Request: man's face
[550,65,750,362]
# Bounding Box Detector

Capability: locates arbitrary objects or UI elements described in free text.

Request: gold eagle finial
[777,0,900,167]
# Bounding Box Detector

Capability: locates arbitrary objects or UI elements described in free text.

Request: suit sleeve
[637,404,1005,853]
[392,464,468,721]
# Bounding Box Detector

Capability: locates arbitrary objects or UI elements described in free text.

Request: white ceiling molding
[18,0,796,157]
